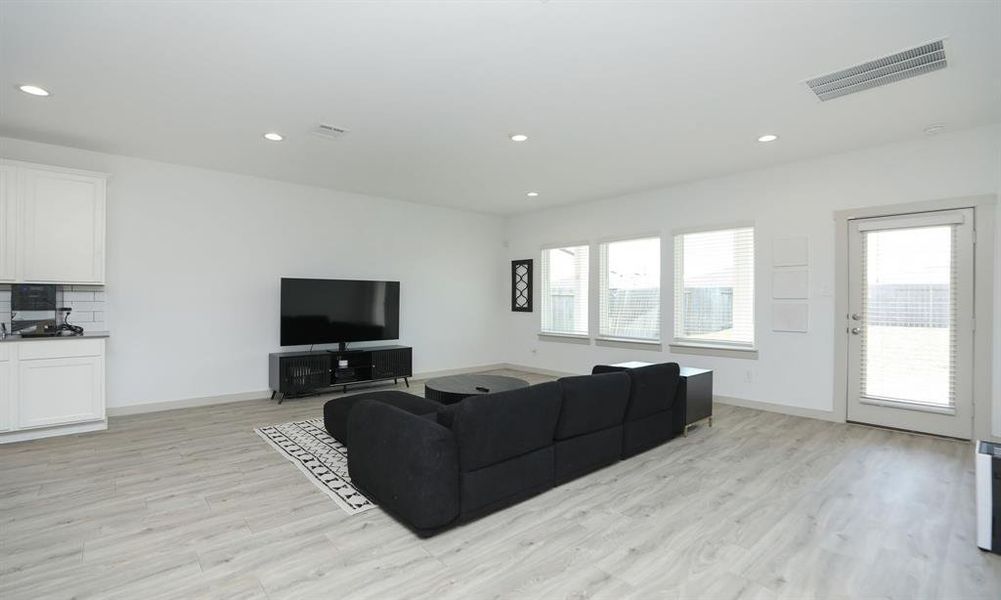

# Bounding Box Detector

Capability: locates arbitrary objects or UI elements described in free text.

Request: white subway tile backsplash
[0,285,107,333]
[64,291,95,302]
[67,301,100,312]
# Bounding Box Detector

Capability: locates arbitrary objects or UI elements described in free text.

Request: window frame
[538,241,591,338]
[596,234,662,344]
[671,222,757,353]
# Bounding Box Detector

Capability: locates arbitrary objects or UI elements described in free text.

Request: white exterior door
[846,209,974,439]
[19,166,106,283]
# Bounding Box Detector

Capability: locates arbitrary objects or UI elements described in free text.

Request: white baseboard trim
[714,394,842,423]
[106,362,840,426]
[0,420,107,444]
[500,363,576,378]
[411,363,510,381]
[107,390,272,417]
[107,363,513,417]
[503,363,843,425]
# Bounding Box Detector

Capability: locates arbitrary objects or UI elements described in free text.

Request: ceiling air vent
[806,40,947,101]
[312,123,349,140]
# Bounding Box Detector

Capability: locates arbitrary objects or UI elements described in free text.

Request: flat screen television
[280,278,400,347]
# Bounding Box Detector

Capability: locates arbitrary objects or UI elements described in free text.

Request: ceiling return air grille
[312,123,349,140]
[806,40,947,101]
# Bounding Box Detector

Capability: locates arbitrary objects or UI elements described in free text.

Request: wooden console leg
[270,390,276,400]
[404,377,410,388]
[277,392,285,405]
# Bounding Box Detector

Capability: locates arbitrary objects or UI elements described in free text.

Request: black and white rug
[255,419,376,515]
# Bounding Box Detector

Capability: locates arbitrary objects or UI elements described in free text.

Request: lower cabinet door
[17,356,105,429]
[0,362,11,432]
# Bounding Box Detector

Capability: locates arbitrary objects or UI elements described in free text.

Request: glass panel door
[847,209,973,439]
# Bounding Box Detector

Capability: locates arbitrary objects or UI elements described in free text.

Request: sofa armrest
[347,399,460,532]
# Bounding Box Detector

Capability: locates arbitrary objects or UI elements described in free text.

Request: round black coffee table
[424,374,529,404]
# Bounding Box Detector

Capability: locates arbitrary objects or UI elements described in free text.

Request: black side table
[679,367,713,435]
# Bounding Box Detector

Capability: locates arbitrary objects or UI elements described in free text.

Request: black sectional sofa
[326,362,684,536]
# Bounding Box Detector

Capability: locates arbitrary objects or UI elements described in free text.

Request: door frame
[833,195,997,442]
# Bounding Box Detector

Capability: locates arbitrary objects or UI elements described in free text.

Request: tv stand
[268,345,412,403]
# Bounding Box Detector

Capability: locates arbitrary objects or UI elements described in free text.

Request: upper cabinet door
[20,166,106,283]
[0,165,16,281]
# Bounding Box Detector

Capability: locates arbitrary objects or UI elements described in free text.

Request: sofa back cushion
[449,381,562,473]
[555,372,630,440]
[623,362,681,420]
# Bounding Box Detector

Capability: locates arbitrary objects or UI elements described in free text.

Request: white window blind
[541,245,589,336]
[599,237,661,341]
[860,225,955,408]
[674,227,755,347]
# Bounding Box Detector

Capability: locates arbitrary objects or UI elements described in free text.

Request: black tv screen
[280,278,400,346]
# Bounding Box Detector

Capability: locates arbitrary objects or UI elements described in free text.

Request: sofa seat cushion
[460,446,554,518]
[622,409,684,458]
[324,390,438,445]
[555,371,630,440]
[555,425,623,484]
[449,381,562,473]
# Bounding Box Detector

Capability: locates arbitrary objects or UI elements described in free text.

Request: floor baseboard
[106,363,513,417]
[500,363,576,378]
[714,394,841,423]
[107,362,843,425]
[505,363,843,424]
[107,390,272,417]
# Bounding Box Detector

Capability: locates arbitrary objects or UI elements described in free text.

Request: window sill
[669,342,758,360]
[538,332,591,345]
[595,337,662,351]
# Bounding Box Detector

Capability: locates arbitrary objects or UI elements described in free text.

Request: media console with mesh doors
[268,345,412,403]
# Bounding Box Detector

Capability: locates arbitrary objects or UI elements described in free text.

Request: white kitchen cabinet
[0,345,12,432]
[0,338,107,442]
[0,164,16,281]
[19,165,107,284]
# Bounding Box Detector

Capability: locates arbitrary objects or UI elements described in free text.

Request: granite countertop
[0,331,110,343]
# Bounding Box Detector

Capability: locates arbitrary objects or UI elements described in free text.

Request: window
[674,226,755,347]
[599,237,661,341]
[540,245,589,336]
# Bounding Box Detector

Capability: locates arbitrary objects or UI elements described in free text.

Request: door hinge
[971,317,976,332]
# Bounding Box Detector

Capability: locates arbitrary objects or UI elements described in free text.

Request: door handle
[851,313,862,321]
[851,327,861,335]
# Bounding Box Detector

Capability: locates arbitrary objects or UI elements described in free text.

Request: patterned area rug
[255,418,376,515]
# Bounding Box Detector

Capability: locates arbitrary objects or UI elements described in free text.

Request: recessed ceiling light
[263,132,284,142]
[526,191,540,197]
[510,134,529,142]
[18,84,50,97]
[757,134,778,143]
[923,123,946,136]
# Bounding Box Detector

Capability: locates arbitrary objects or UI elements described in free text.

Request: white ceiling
[1,1,999,215]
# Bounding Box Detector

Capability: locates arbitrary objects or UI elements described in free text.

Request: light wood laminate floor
[1,369,998,599]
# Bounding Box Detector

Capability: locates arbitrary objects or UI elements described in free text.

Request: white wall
[503,124,1001,432]
[0,136,507,410]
